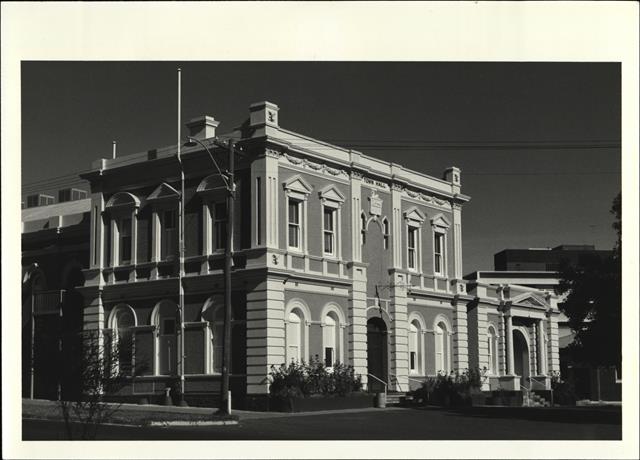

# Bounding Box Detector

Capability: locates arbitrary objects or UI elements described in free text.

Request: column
[245,277,285,396]
[505,313,515,375]
[531,322,538,376]
[537,318,547,375]
[498,312,507,375]
[348,264,368,386]
[390,271,408,391]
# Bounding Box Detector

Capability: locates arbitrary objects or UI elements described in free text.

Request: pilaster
[348,263,368,386]
[389,270,408,390]
[452,296,469,371]
[546,312,560,375]
[452,204,463,280]
[245,277,286,395]
[391,182,403,269]
[350,172,363,262]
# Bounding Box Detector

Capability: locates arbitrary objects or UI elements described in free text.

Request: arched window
[409,321,419,374]
[151,300,178,376]
[382,217,390,250]
[323,313,339,368]
[434,321,450,374]
[487,325,499,375]
[201,306,224,374]
[109,305,136,375]
[286,311,303,363]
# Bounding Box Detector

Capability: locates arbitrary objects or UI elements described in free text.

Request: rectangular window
[288,199,301,249]
[324,347,334,368]
[213,202,227,250]
[161,209,177,259]
[434,232,444,275]
[408,226,417,270]
[286,321,300,362]
[120,218,132,264]
[410,351,416,371]
[323,207,335,255]
[383,219,389,250]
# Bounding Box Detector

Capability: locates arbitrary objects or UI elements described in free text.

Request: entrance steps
[386,392,410,407]
[529,392,550,407]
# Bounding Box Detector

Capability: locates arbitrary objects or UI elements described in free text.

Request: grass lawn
[23,399,237,427]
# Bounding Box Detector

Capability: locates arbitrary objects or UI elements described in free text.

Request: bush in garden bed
[410,368,484,407]
[268,357,363,400]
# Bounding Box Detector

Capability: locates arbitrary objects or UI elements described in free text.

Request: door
[367,317,388,392]
[158,317,177,375]
[513,329,530,388]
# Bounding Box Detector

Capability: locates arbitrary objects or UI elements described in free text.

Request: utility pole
[220,139,235,415]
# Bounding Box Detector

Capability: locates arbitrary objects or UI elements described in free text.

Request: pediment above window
[197,174,228,194]
[105,192,140,211]
[430,213,451,230]
[403,206,425,225]
[283,175,312,200]
[319,185,345,205]
[512,292,547,308]
[147,183,180,204]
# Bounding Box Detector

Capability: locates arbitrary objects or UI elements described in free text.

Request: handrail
[388,373,403,393]
[520,385,531,407]
[367,373,388,397]
[389,373,424,393]
[528,376,554,407]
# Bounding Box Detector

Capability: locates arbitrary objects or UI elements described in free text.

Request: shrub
[269,357,362,399]
[410,368,484,407]
[550,371,577,406]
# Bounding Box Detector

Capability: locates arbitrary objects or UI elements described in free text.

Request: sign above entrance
[369,190,383,216]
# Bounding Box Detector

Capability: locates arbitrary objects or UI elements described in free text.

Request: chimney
[443,166,461,186]
[186,115,219,140]
[249,101,279,128]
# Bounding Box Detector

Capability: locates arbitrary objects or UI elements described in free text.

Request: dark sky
[21,62,621,273]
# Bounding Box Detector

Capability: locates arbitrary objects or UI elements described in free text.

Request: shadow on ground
[429,405,621,425]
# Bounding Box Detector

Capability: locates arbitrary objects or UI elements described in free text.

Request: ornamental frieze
[403,188,451,209]
[280,152,349,178]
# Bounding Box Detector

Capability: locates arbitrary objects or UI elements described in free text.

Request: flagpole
[177,67,187,405]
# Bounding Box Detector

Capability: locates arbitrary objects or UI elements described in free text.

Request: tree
[58,330,148,440]
[557,192,621,368]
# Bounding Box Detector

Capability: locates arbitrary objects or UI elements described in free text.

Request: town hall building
[22,101,561,408]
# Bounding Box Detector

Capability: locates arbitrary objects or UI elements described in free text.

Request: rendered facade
[22,101,561,407]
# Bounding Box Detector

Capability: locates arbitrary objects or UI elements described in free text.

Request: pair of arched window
[434,321,451,374]
[285,303,343,367]
[108,305,137,375]
[408,316,451,375]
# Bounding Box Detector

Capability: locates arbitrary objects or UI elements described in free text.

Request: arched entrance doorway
[367,317,388,392]
[513,329,530,388]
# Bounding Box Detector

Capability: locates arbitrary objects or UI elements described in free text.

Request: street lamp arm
[184,136,231,190]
